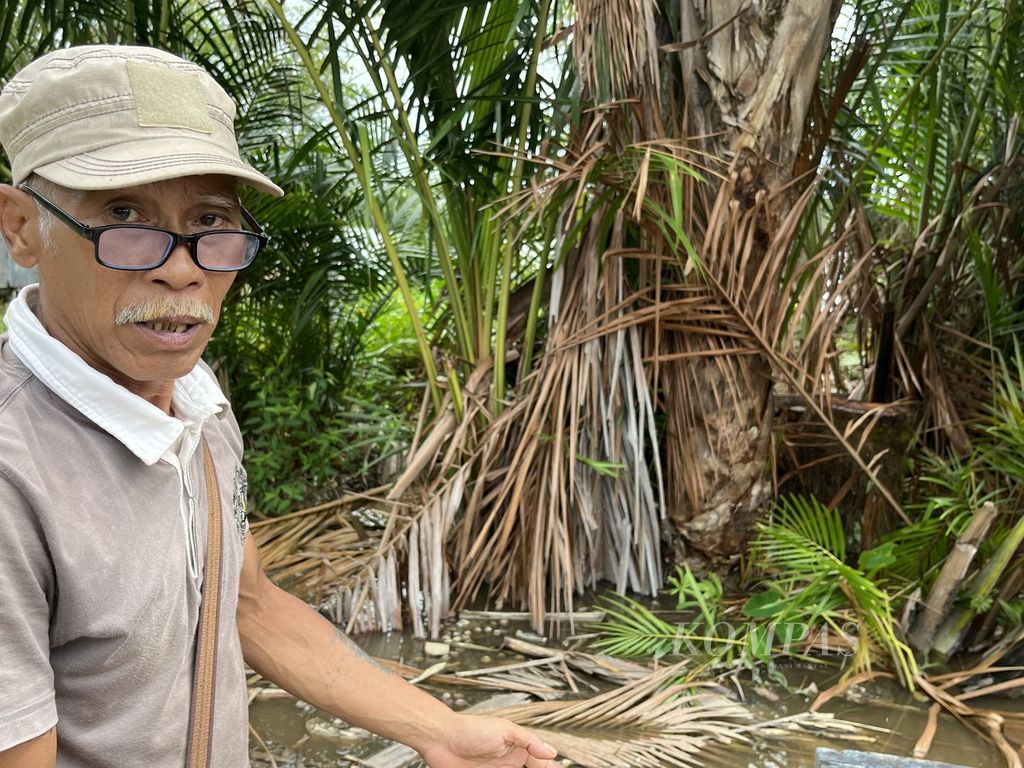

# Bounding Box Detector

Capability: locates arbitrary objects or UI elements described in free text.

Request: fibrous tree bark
[658,0,839,560]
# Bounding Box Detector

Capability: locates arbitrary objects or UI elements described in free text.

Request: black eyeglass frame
[18,184,270,272]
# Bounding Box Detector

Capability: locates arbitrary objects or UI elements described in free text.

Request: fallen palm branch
[490,660,869,768]
[251,487,391,601]
[502,635,652,686]
[914,674,1023,768]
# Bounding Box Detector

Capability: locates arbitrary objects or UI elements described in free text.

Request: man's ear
[0,184,44,269]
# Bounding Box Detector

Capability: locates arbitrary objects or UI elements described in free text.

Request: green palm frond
[999,599,1024,629]
[753,495,919,687]
[668,564,722,624]
[591,593,687,659]
[591,592,745,661]
[983,340,1024,484]
[868,514,949,583]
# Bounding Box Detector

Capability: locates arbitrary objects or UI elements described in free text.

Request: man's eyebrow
[196,192,240,208]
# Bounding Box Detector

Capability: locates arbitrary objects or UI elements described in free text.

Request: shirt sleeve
[0,473,57,751]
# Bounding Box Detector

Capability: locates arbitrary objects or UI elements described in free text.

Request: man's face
[30,175,239,406]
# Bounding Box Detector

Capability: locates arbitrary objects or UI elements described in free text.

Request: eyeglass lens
[96,228,258,270]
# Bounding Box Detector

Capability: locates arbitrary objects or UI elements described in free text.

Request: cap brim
[31,136,283,197]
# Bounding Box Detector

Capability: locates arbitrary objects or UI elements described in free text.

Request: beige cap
[0,45,283,197]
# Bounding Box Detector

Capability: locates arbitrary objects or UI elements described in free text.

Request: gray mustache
[115,297,215,326]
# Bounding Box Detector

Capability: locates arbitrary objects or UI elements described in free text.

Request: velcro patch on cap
[126,60,213,133]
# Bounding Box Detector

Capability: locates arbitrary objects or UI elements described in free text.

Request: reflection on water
[249,617,1010,768]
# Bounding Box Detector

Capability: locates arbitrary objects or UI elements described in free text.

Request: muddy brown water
[248,615,1013,768]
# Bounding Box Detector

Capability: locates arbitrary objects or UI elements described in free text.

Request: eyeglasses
[19,184,270,272]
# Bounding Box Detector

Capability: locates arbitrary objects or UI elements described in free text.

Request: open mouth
[142,320,192,333]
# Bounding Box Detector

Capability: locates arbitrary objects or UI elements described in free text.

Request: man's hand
[418,713,558,768]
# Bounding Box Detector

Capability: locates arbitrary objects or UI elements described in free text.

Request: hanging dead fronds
[573,0,660,105]
[450,200,666,627]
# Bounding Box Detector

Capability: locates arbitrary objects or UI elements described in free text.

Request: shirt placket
[176,426,204,582]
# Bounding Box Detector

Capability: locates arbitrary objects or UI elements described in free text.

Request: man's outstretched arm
[236,534,558,768]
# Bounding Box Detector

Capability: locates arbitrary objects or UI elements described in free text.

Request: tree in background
[276,0,1022,641]
[5,2,1022,658]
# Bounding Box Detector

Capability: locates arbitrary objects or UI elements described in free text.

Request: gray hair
[23,172,83,254]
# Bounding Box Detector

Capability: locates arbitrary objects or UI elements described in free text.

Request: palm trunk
[659,1,837,560]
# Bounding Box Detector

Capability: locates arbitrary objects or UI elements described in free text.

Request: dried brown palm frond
[573,0,659,106]
[372,657,568,697]
[259,1,903,635]
[321,363,495,636]
[490,661,753,767]
[503,635,652,686]
[644,163,906,558]
[251,488,390,602]
[491,660,869,768]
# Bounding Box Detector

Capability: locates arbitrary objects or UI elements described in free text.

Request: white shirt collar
[4,284,229,466]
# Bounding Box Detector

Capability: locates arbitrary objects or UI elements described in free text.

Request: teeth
[147,321,189,333]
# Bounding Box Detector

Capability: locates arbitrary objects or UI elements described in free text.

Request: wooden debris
[249,685,295,702]
[914,674,1023,768]
[810,671,895,712]
[424,641,450,657]
[453,655,566,678]
[408,661,447,685]
[459,610,606,622]
[913,703,940,759]
[909,501,997,655]
[449,640,497,653]
[503,635,652,685]
[932,513,1024,660]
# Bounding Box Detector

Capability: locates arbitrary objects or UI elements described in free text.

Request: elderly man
[0,45,557,768]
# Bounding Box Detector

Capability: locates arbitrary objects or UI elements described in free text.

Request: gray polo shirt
[0,288,251,766]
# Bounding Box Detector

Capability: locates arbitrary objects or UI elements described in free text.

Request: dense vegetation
[3,0,1022,703]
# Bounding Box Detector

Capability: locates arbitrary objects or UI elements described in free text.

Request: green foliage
[592,586,747,663]
[595,496,920,686]
[867,512,949,583]
[668,564,722,619]
[592,593,689,659]
[752,495,918,687]
[219,270,423,513]
[268,0,571,417]
[998,599,1024,629]
[983,341,1024,489]
[242,368,345,515]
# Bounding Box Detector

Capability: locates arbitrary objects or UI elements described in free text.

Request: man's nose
[149,240,204,288]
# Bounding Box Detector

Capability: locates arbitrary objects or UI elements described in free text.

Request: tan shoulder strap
[186,437,224,768]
